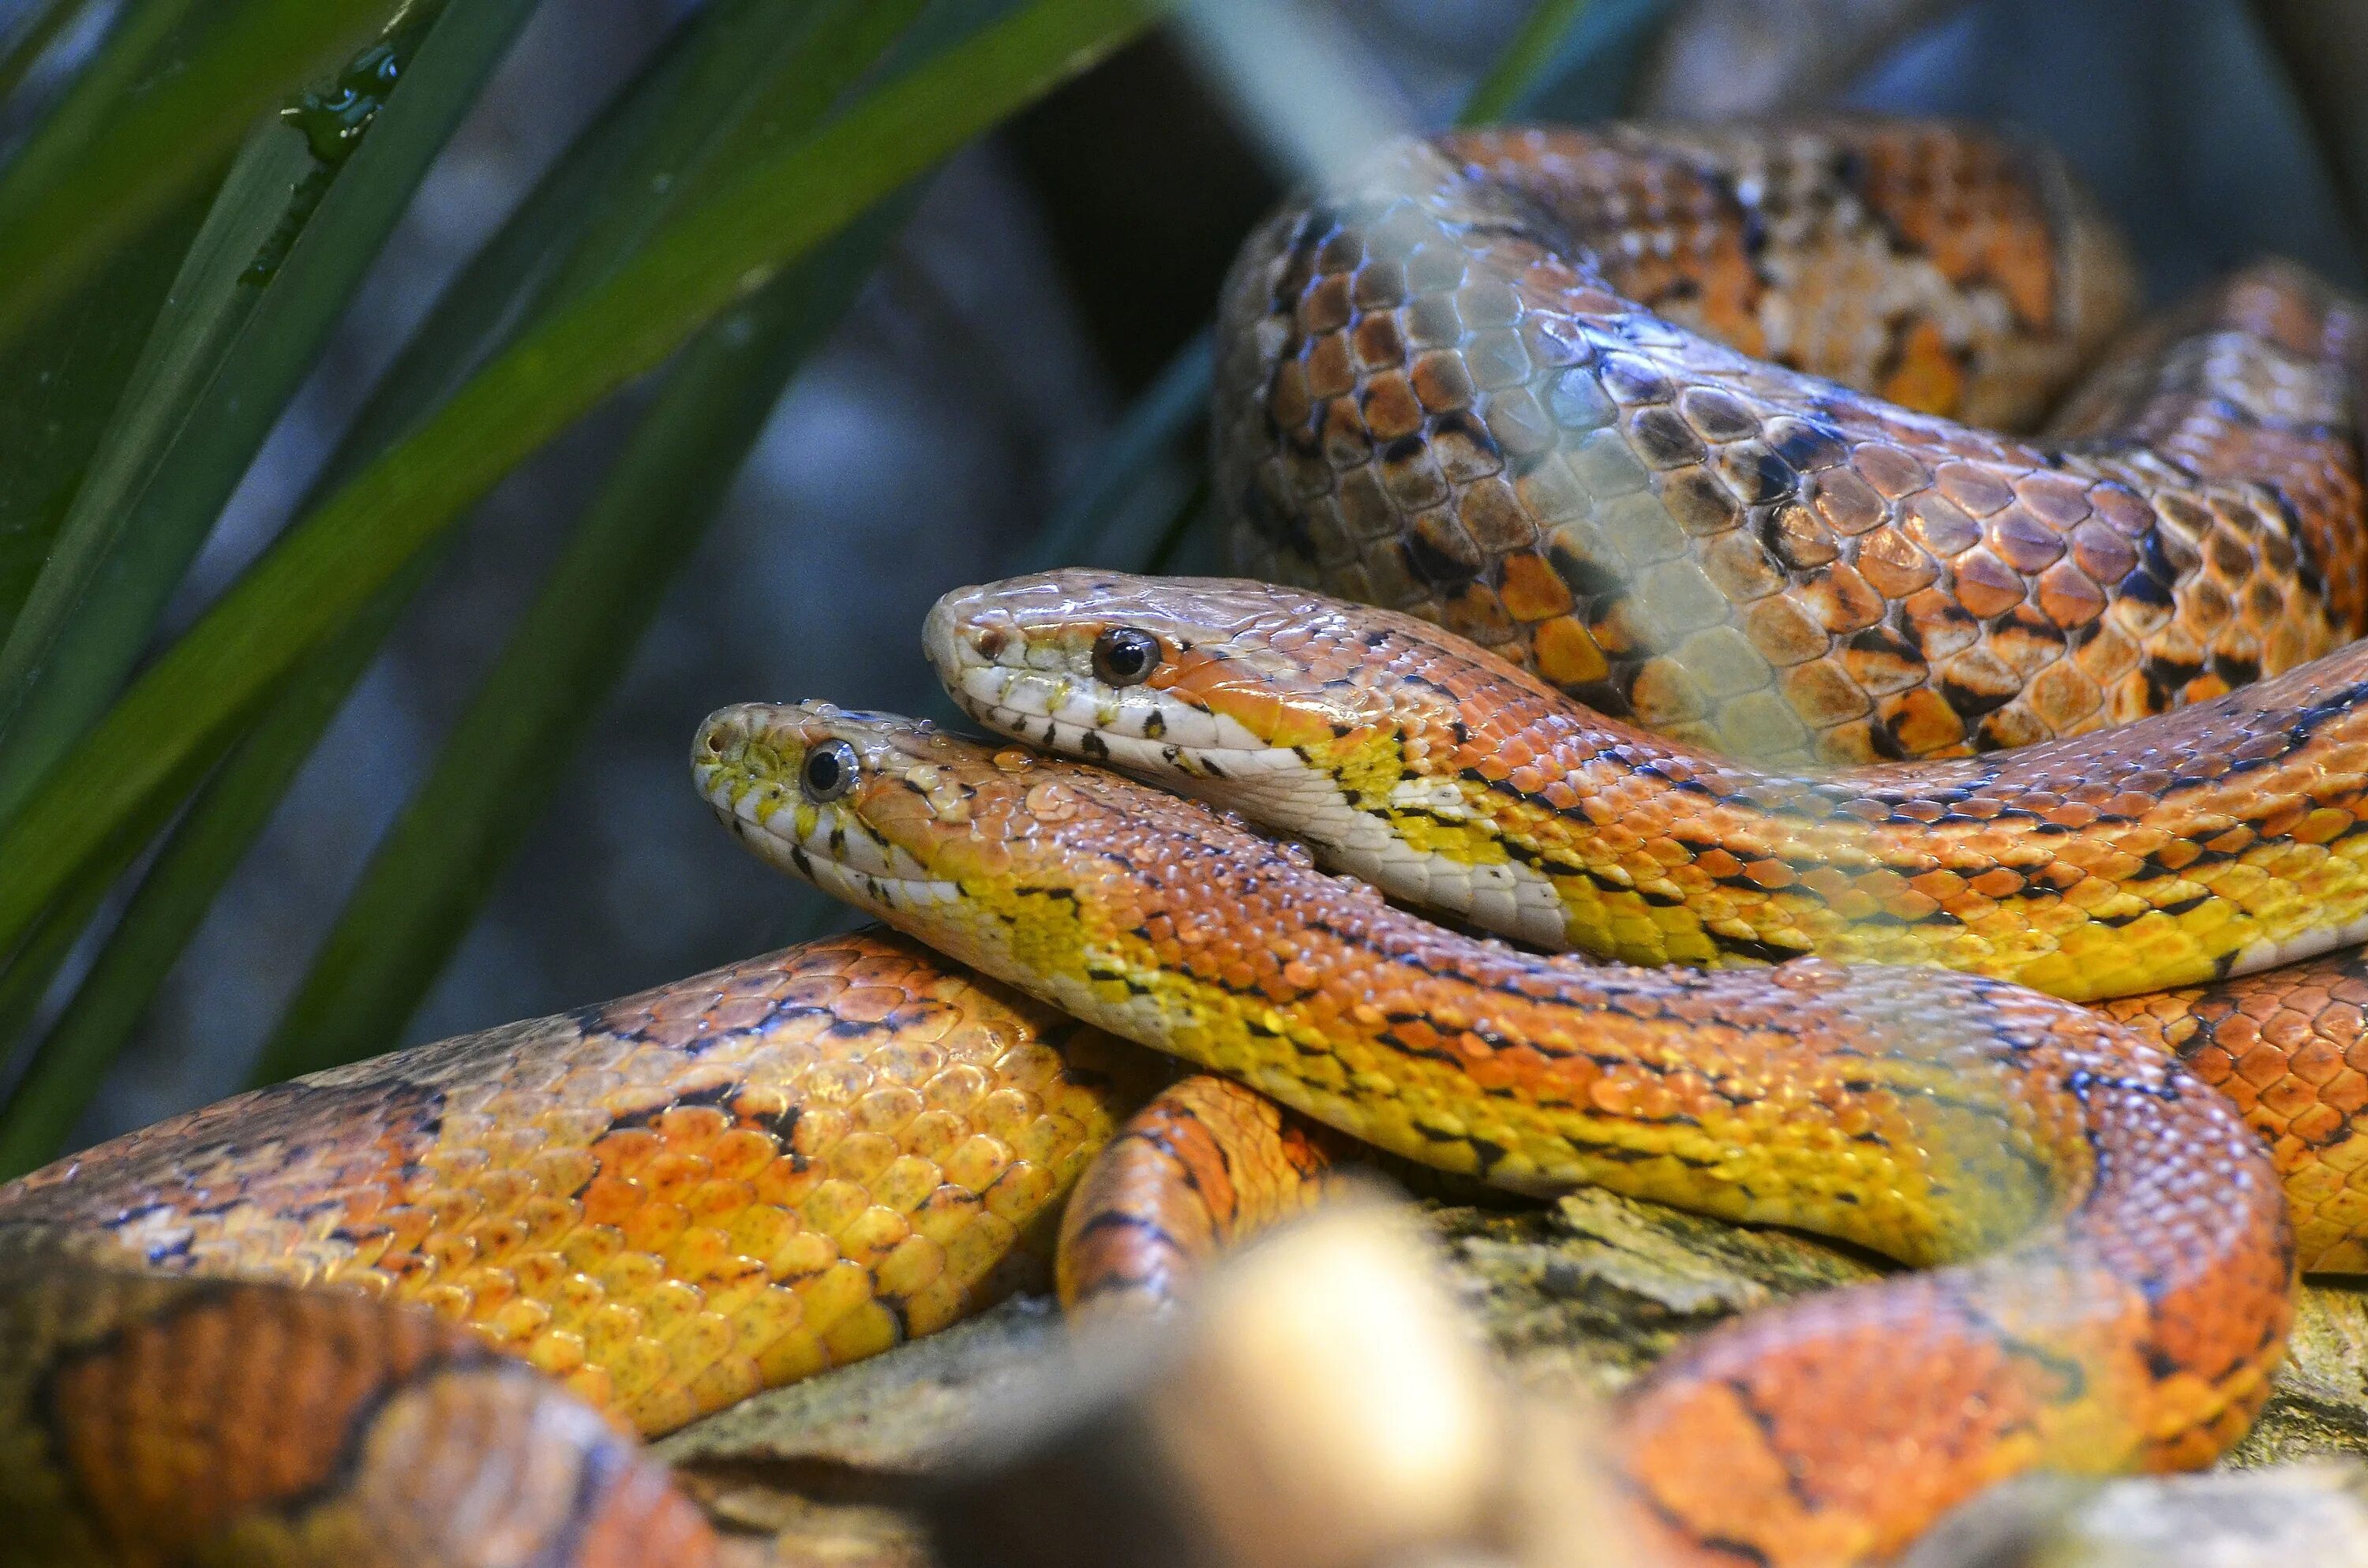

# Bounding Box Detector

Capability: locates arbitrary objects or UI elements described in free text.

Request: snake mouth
[692,702,965,918]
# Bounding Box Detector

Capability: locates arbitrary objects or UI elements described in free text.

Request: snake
[1216,120,2368,768]
[2,116,2362,1566]
[690,698,2292,1566]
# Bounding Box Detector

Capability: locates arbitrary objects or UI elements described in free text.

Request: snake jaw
[927,570,1394,768]
[693,702,969,918]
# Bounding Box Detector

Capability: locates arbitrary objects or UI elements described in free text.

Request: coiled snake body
[6,119,2366,1567]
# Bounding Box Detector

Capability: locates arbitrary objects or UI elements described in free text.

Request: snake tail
[695,701,2295,1567]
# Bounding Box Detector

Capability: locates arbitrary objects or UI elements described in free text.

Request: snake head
[922,569,1437,780]
[693,699,1222,955]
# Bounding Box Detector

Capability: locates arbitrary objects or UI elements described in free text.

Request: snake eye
[1092,627,1161,687]
[802,739,858,803]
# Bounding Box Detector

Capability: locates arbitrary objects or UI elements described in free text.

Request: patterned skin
[1218,122,2368,766]
[925,571,2368,996]
[14,115,2368,1568]
[926,571,2368,1273]
[1056,1074,1352,1314]
[695,702,2293,1567]
[0,934,1167,1566]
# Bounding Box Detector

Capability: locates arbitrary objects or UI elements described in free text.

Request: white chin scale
[706,775,961,920]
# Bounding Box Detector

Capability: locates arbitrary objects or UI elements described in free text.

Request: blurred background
[0,0,2362,1154]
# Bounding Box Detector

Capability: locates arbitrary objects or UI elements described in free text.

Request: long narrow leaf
[0,20,729,1164]
[251,0,937,1079]
[0,185,215,639]
[1460,0,1593,124]
[0,0,1153,981]
[0,0,541,821]
[255,200,918,1084]
[0,0,386,354]
[0,0,88,114]
[0,125,314,791]
[0,561,427,1178]
[0,0,202,196]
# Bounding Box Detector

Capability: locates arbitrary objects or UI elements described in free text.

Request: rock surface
[654,1190,2368,1566]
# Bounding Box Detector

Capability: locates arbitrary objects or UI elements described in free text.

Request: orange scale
[730,1084,796,1129]
[984,1162,1060,1222]
[581,1173,648,1229]
[766,1229,839,1282]
[706,994,777,1032]
[723,1203,796,1260]
[826,1132,902,1188]
[870,1153,949,1214]
[421,1230,478,1276]
[559,1222,626,1275]
[793,1259,876,1337]
[684,1178,759,1229]
[651,1105,733,1152]
[837,1206,913,1263]
[702,1128,778,1184]
[831,985,909,1027]
[942,1210,1022,1286]
[808,1061,877,1104]
[591,1127,665,1178]
[801,1177,874,1236]
[777,977,849,1012]
[619,1200,691,1255]
[526,1146,600,1198]
[729,1281,807,1345]
[853,1087,927,1137]
[526,1327,590,1380]
[701,1258,774,1315]
[752,1155,821,1212]
[789,1106,853,1160]
[488,1296,553,1345]
[669,1224,738,1277]
[939,1025,1008,1068]
[641,1278,709,1338]
[900,1108,970,1162]
[910,1184,986,1244]
[547,1270,608,1327]
[598,1246,667,1299]
[977,1089,1044,1142]
[688,1353,766,1416]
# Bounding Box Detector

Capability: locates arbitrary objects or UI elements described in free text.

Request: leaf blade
[0,0,387,354]
[0,0,543,821]
[0,0,1154,976]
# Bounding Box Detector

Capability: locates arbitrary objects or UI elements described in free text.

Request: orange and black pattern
[697,702,2298,1568]
[0,934,1165,1566]
[1056,1074,1352,1313]
[1218,121,2368,765]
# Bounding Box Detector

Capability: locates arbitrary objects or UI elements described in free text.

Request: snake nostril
[705,729,728,754]
[976,627,1007,659]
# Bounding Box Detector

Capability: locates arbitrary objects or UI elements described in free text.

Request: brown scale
[1216,118,2368,765]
